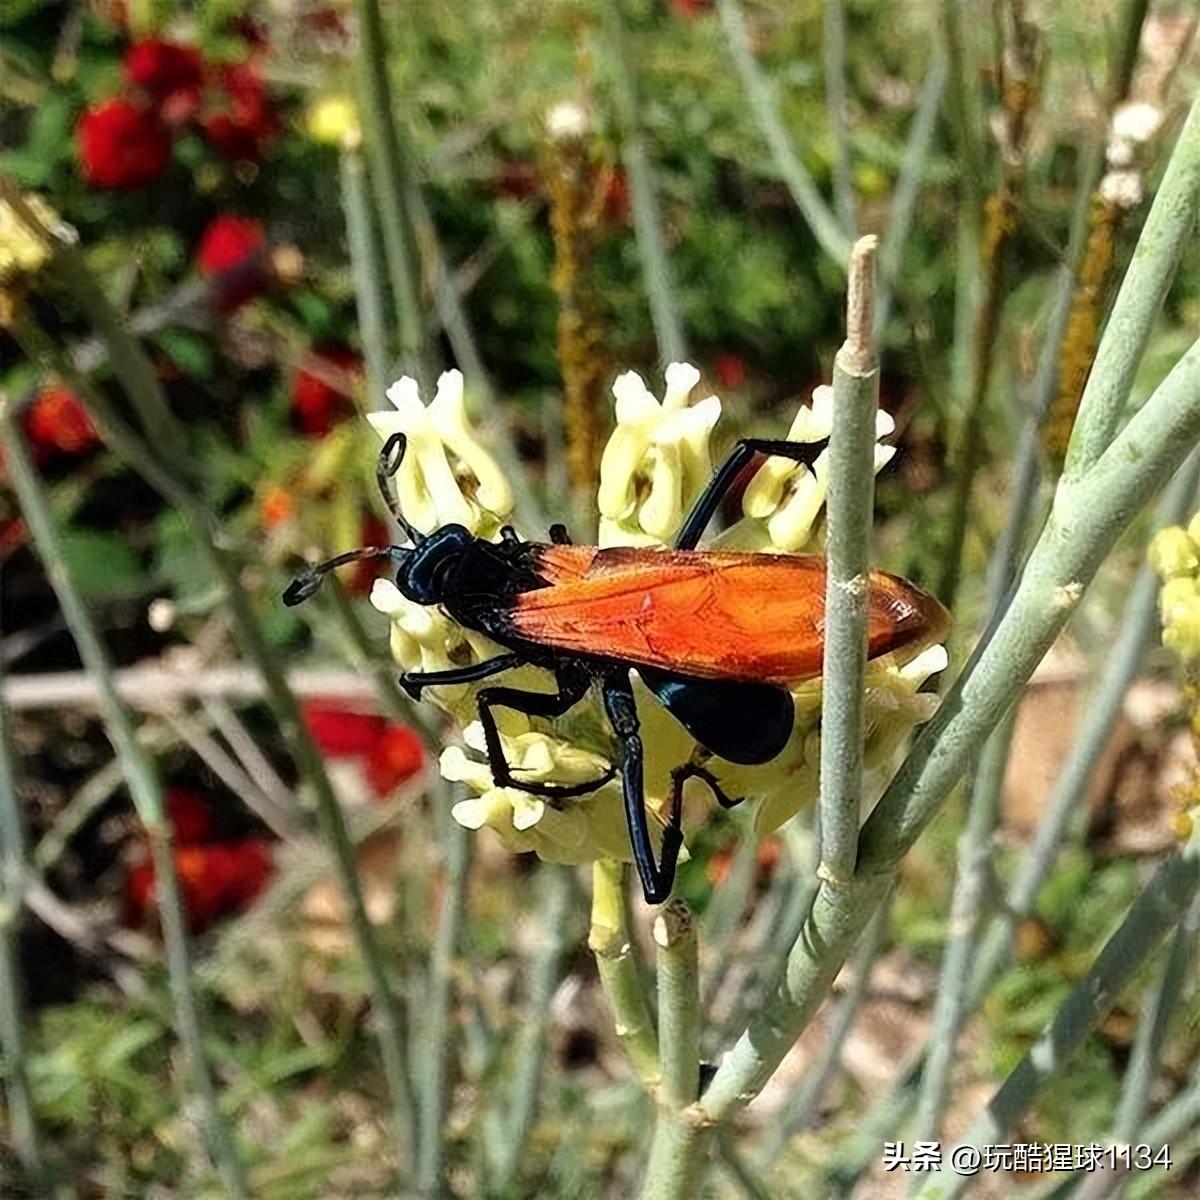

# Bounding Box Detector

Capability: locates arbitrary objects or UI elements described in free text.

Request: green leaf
[156,328,215,381]
[59,529,145,600]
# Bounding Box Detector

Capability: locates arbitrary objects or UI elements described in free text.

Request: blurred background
[2,0,1200,1196]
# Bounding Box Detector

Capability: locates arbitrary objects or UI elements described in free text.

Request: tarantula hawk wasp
[284,431,947,904]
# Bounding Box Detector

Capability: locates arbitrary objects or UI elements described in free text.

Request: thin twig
[822,0,857,236]
[819,236,879,886]
[485,865,576,1194]
[0,655,47,1189]
[415,807,471,1196]
[353,0,428,386]
[607,1,688,364]
[914,846,1200,1200]
[341,138,393,400]
[715,0,852,267]
[1,409,247,1197]
[757,894,893,1163]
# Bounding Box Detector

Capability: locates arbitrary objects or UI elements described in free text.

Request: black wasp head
[394,524,475,605]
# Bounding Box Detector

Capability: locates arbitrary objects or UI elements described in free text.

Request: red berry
[366,724,425,798]
[77,98,171,189]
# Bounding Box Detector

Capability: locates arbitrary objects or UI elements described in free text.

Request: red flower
[123,38,205,124]
[196,214,267,310]
[25,386,101,456]
[713,352,746,390]
[291,346,360,436]
[302,701,386,758]
[201,64,278,163]
[165,788,214,846]
[125,838,273,933]
[670,0,713,17]
[366,724,425,798]
[77,98,171,189]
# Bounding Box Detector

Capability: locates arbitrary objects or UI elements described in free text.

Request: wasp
[285,433,949,904]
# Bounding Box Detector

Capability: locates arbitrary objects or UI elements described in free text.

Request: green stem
[1,411,246,1198]
[0,658,46,1189]
[758,894,892,1163]
[341,139,393,401]
[715,0,852,267]
[353,0,428,386]
[607,2,688,364]
[698,260,1200,1129]
[875,54,947,337]
[914,846,1200,1200]
[822,0,857,236]
[819,236,879,885]
[654,900,700,1111]
[415,810,471,1196]
[1064,98,1200,480]
[640,1108,713,1200]
[485,864,575,1195]
[589,860,661,1088]
[6,208,422,1181]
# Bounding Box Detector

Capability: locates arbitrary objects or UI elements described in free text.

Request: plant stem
[715,0,852,267]
[699,304,1200,1129]
[819,236,879,886]
[0,411,246,1198]
[909,710,1011,1150]
[822,0,857,236]
[914,845,1200,1200]
[341,138,393,400]
[758,894,893,1163]
[875,54,947,337]
[640,1108,712,1200]
[485,864,575,1195]
[1064,99,1200,480]
[353,0,428,386]
[607,2,687,364]
[589,859,660,1088]
[5,201,422,1181]
[654,900,700,1111]
[0,657,46,1190]
[415,807,471,1196]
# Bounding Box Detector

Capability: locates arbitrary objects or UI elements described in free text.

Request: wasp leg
[670,761,744,810]
[673,436,831,550]
[400,653,522,701]
[477,668,617,800]
[549,523,572,545]
[500,525,521,544]
[603,672,682,905]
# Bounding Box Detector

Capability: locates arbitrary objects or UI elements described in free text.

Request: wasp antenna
[282,546,409,607]
[376,433,425,546]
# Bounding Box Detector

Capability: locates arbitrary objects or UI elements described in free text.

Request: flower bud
[1149,526,1199,581]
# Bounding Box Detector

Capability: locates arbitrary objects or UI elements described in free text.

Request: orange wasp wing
[511,545,948,684]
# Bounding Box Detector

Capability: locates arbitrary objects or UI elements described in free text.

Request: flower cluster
[364,365,946,874]
[76,32,278,190]
[1150,516,1200,663]
[124,788,274,934]
[302,701,426,798]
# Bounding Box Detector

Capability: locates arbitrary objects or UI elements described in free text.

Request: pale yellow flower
[597,363,721,547]
[367,370,513,537]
